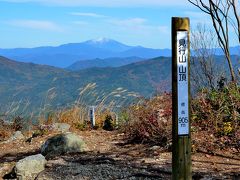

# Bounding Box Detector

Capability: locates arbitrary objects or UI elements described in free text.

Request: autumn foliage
[120,93,172,147]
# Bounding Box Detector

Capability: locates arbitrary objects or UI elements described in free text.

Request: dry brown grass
[34,83,139,131]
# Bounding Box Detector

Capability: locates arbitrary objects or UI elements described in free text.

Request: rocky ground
[0,130,240,179]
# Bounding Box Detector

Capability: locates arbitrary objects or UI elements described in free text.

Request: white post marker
[177,31,189,135]
[89,106,96,127]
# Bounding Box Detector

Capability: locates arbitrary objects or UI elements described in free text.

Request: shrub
[103,115,114,131]
[191,83,240,150]
[12,116,25,131]
[75,122,88,131]
[0,119,15,141]
[120,93,172,147]
[0,127,12,141]
[192,83,240,135]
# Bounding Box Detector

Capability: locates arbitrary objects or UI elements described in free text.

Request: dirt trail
[0,130,240,179]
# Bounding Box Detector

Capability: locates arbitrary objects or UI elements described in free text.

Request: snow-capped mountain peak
[92,37,111,43]
[87,37,112,44]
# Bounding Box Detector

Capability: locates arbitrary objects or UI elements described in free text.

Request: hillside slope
[66,57,145,71]
[0,56,171,113]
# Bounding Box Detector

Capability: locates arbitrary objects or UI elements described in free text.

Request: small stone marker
[89,106,96,127]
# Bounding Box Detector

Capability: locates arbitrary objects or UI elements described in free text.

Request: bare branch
[230,0,240,43]
[188,0,238,82]
[188,0,211,14]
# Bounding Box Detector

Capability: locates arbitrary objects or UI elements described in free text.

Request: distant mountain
[0,56,171,114]
[0,38,238,68]
[1,53,239,115]
[0,38,171,68]
[118,46,171,58]
[214,46,240,56]
[83,38,132,52]
[67,57,145,71]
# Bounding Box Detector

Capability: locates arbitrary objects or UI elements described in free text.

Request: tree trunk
[226,52,236,82]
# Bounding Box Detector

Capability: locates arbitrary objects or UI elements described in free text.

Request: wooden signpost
[172,17,192,180]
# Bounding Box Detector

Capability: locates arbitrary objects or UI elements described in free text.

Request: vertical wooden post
[172,17,192,180]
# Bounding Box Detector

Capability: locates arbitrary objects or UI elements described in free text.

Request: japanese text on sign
[177,31,189,135]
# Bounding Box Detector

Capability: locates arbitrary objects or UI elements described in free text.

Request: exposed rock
[0,162,16,179]
[52,123,70,132]
[8,131,24,141]
[41,133,85,159]
[150,146,160,151]
[15,154,46,180]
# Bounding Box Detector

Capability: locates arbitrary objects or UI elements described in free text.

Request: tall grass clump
[35,83,140,131]
[0,100,32,140]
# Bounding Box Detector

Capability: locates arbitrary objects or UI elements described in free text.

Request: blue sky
[0,0,232,49]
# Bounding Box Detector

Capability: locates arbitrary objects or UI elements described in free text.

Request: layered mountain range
[0,56,171,113]
[0,38,238,68]
[0,38,239,114]
[0,38,171,68]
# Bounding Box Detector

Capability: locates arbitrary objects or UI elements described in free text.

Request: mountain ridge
[0,55,171,114]
[66,56,145,71]
[0,38,239,68]
[0,38,170,68]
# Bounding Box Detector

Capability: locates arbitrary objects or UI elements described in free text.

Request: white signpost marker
[172,17,191,179]
[89,106,96,128]
[177,31,189,135]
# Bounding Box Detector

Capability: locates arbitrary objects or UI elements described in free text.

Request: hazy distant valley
[0,55,171,115]
[0,38,239,115]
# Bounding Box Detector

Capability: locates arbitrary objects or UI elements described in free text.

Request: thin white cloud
[184,11,210,25]
[109,18,169,35]
[7,20,63,32]
[157,26,169,34]
[72,20,89,25]
[110,18,147,26]
[70,12,106,18]
[0,0,190,7]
